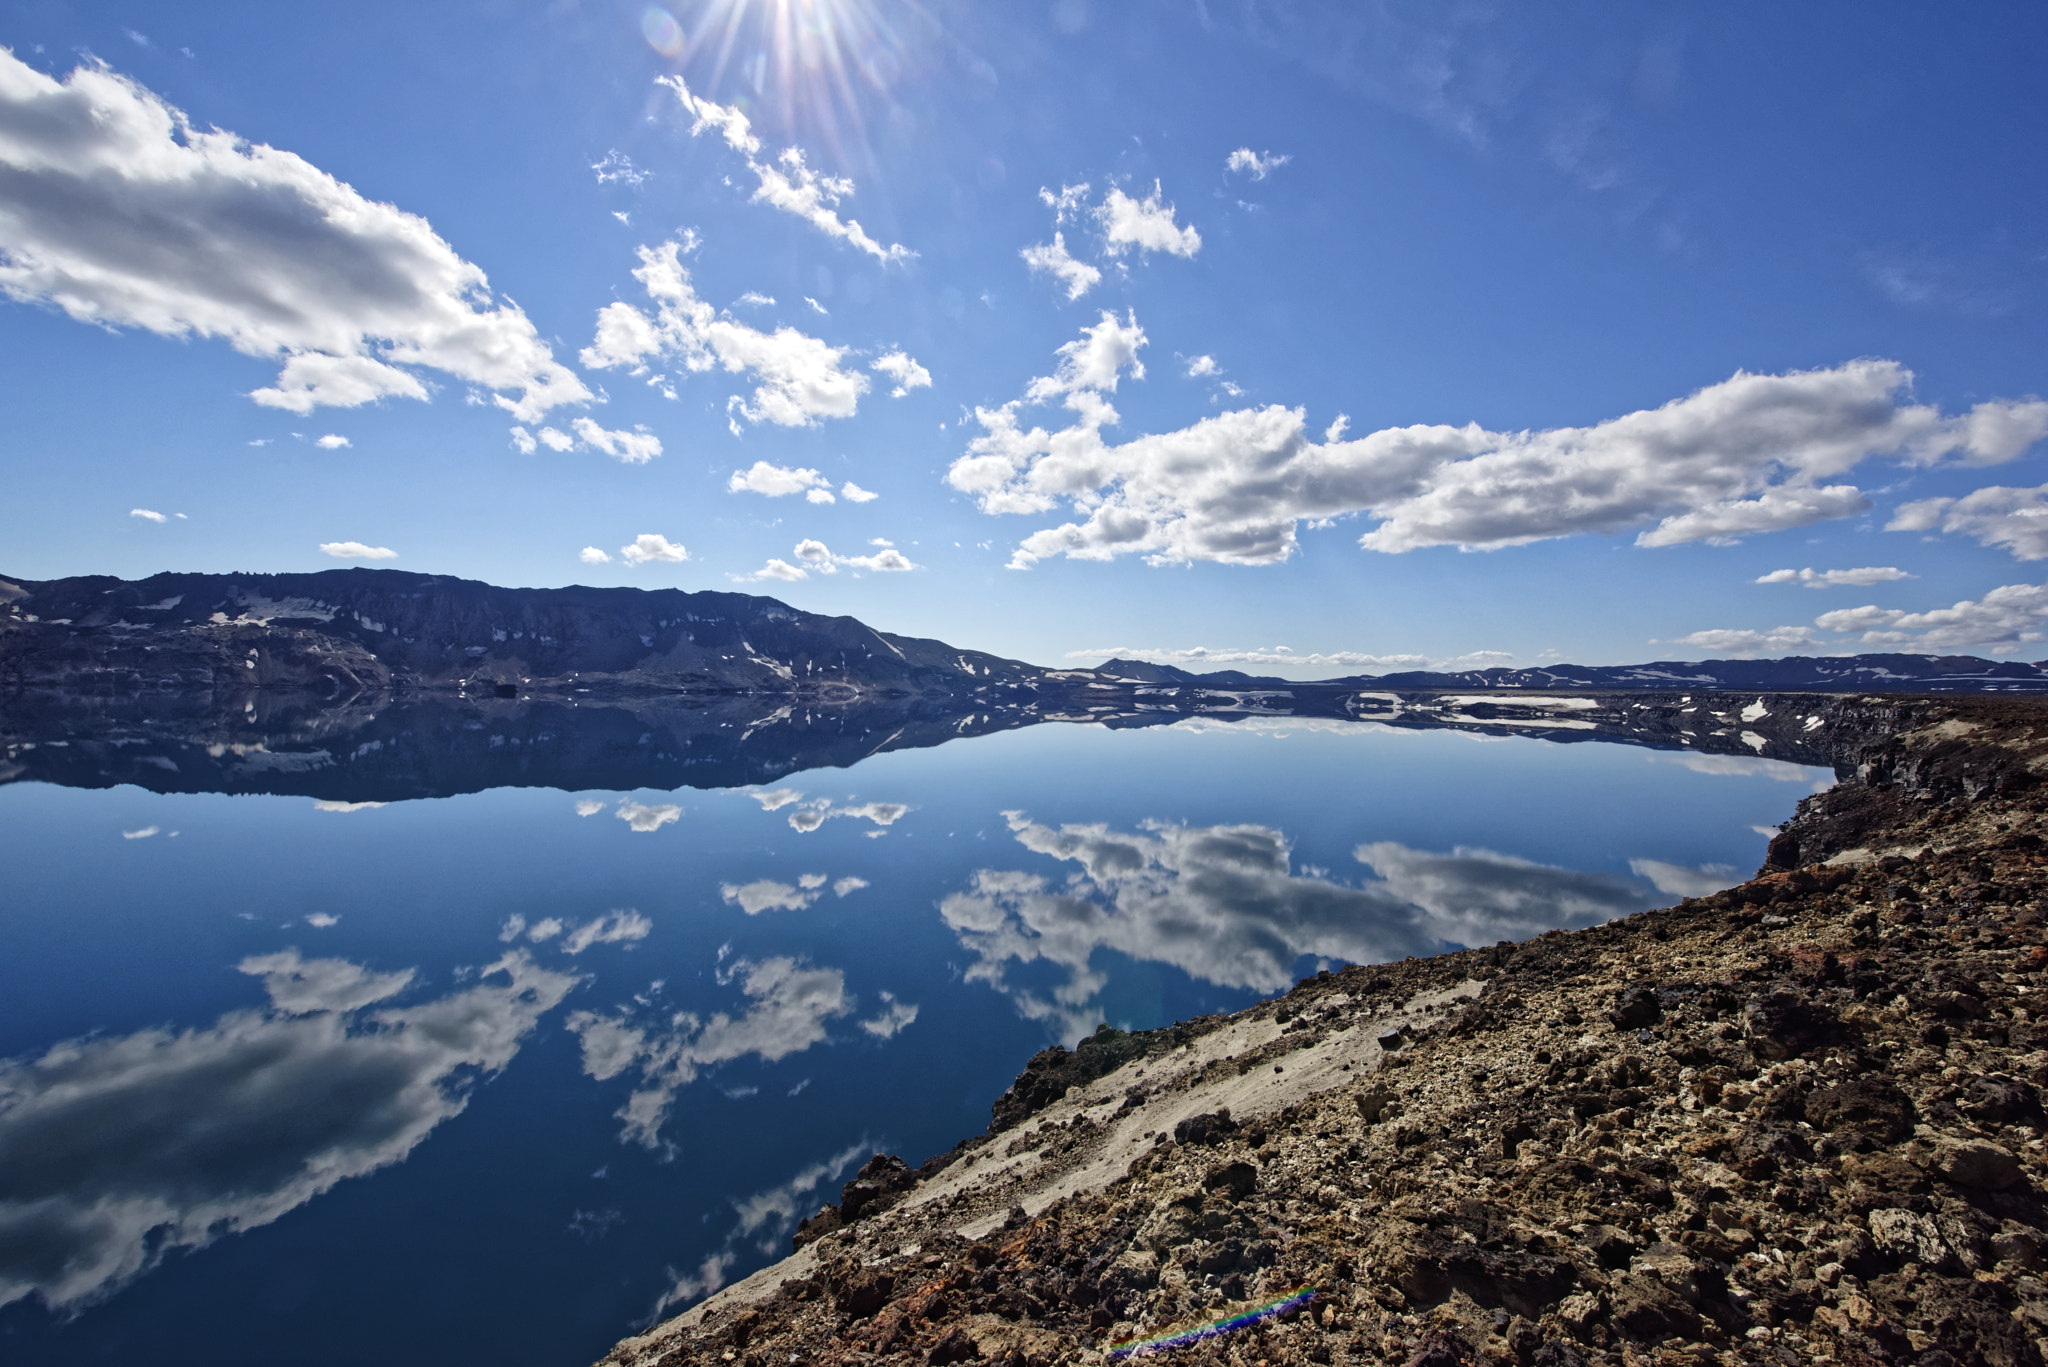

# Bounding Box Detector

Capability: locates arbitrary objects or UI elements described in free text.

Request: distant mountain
[6,569,2047,705]
[1088,653,2048,694]
[0,569,1050,699]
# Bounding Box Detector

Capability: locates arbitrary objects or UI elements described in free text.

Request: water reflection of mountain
[0,684,1875,802]
[0,690,1052,801]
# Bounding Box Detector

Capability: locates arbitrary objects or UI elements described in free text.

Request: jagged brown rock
[599,696,2048,1367]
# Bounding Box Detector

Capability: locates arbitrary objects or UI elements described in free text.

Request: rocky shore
[598,695,2048,1367]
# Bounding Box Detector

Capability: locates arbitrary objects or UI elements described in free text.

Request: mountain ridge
[5,569,2048,697]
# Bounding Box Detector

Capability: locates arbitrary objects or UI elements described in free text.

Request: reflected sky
[0,950,574,1313]
[0,717,1828,1365]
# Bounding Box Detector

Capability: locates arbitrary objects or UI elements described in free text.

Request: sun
[643,0,923,168]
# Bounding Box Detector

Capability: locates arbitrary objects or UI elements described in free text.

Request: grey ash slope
[0,569,1047,697]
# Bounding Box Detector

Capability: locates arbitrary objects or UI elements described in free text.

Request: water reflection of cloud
[567,957,853,1150]
[651,1140,869,1317]
[720,873,867,915]
[1354,842,1650,947]
[943,813,1652,1040]
[496,910,651,953]
[859,991,918,1039]
[785,799,909,833]
[0,950,575,1312]
[1628,858,1742,899]
[241,947,414,1013]
[1648,752,1829,786]
[616,801,682,832]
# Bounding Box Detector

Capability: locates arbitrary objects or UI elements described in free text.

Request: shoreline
[599,693,2048,1367]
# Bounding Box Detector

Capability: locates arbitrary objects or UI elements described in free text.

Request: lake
[0,712,1829,1365]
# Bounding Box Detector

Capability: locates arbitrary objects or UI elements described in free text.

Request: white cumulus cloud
[1661,626,1823,656]
[1097,181,1201,258]
[1020,232,1102,301]
[1889,482,2048,560]
[840,481,878,503]
[129,508,167,523]
[579,546,612,564]
[947,343,2048,568]
[319,541,396,560]
[569,417,662,464]
[1814,581,2048,653]
[0,51,591,422]
[619,534,687,566]
[735,539,918,582]
[728,460,830,498]
[1755,566,1915,588]
[581,242,869,430]
[314,434,350,450]
[870,350,930,398]
[1068,646,1431,670]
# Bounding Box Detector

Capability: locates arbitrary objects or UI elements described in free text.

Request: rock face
[0,568,1051,698]
[598,696,2048,1367]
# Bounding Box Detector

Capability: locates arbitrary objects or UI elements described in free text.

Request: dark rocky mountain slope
[0,569,1047,699]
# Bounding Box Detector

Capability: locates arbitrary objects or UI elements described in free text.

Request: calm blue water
[0,717,1827,1365]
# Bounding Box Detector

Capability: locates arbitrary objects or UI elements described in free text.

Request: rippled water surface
[0,717,1828,1365]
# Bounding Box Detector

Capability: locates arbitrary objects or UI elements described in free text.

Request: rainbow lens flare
[1106,1286,1319,1360]
[642,6,685,58]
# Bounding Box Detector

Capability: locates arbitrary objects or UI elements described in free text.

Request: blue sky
[3,1,2047,676]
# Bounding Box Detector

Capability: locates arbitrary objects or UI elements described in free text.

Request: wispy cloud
[508,418,661,464]
[1225,148,1291,180]
[658,77,913,264]
[319,541,397,560]
[591,150,650,187]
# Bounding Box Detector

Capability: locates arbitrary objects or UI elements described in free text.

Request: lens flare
[1108,1287,1320,1359]
[642,6,686,58]
[665,0,919,175]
